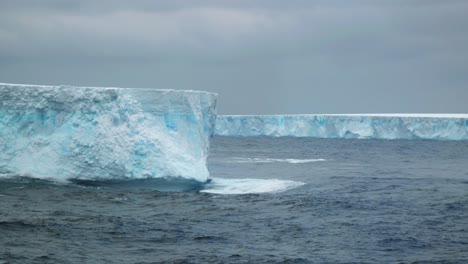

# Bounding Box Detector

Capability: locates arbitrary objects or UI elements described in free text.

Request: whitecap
[228,157,326,164]
[201,177,304,194]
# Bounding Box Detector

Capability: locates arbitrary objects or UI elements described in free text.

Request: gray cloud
[1,0,467,114]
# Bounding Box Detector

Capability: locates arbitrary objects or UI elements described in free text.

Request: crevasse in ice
[0,83,217,182]
[215,114,468,140]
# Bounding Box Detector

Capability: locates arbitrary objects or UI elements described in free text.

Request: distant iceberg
[0,83,217,182]
[215,114,468,140]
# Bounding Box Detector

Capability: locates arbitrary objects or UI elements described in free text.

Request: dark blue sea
[1,137,468,263]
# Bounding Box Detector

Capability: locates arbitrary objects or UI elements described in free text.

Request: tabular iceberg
[215,114,468,140]
[0,83,217,182]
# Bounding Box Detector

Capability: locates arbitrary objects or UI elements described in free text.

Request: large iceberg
[0,83,217,182]
[215,114,468,140]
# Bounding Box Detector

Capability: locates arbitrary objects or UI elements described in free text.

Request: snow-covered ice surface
[0,83,217,182]
[215,114,468,140]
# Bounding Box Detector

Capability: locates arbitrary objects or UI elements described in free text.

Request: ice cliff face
[215,114,468,140]
[0,83,217,182]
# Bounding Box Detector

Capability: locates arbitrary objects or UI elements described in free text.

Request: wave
[201,178,304,194]
[0,175,304,194]
[228,157,327,164]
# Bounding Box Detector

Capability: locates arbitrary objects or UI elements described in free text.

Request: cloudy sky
[0,0,467,114]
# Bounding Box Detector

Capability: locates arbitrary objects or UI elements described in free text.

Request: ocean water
[1,137,468,263]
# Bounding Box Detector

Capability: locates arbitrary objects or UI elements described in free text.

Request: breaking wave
[228,157,327,164]
[201,178,305,194]
[0,175,304,194]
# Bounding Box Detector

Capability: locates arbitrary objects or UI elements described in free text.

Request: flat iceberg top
[222,114,468,118]
[0,82,216,96]
[0,83,217,115]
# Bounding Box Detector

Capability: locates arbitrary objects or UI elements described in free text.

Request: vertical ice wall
[0,83,217,181]
[215,114,468,140]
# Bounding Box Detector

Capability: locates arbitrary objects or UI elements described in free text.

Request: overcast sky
[1,0,467,114]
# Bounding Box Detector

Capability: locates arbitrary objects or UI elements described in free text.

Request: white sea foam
[228,157,326,164]
[201,177,305,194]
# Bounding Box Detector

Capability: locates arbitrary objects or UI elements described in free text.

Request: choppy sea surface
[1,137,468,263]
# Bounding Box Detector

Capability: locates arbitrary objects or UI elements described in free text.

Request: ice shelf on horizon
[214,114,468,140]
[0,83,217,181]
